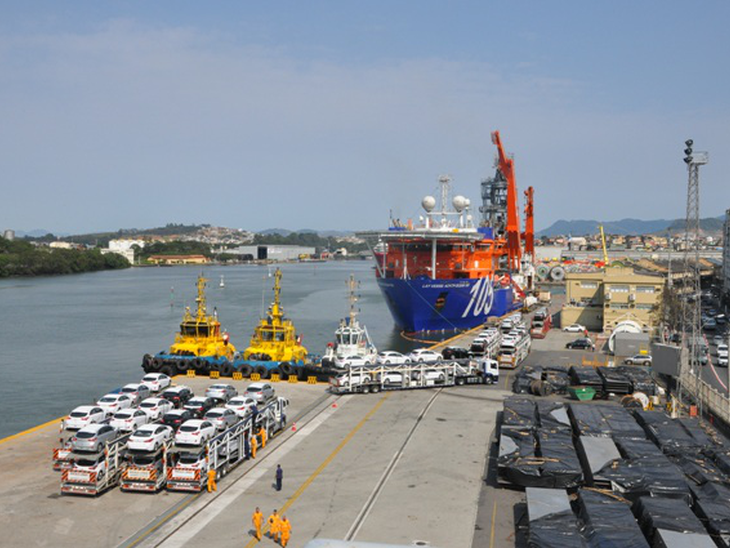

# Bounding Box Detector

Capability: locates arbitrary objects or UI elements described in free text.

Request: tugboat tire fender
[254,365,270,379]
[280,362,293,375]
[220,363,233,377]
[159,365,174,377]
[238,364,253,377]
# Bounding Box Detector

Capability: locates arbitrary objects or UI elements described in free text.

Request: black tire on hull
[160,365,174,377]
[176,360,191,371]
[220,363,234,377]
[152,357,165,370]
[238,364,253,378]
[254,365,268,379]
[280,362,293,376]
[269,367,282,379]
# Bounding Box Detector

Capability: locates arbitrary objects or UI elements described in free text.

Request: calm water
[0,261,435,438]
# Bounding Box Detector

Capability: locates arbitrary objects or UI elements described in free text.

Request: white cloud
[0,20,727,234]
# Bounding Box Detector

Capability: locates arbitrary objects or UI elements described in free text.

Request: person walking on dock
[251,507,263,541]
[279,515,292,547]
[207,469,217,492]
[251,433,258,458]
[268,509,281,543]
[259,425,267,448]
[275,464,283,491]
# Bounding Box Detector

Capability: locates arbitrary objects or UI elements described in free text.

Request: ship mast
[347,274,359,325]
[269,268,284,326]
[195,275,208,321]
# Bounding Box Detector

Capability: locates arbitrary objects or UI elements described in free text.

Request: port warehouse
[226,245,316,261]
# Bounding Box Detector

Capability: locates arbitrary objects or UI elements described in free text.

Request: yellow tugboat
[143,275,235,376]
[243,268,307,377]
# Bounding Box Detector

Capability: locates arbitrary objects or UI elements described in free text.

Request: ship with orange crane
[359,131,535,333]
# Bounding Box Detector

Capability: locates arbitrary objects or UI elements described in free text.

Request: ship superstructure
[359,131,534,333]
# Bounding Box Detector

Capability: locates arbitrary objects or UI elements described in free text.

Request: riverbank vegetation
[0,238,130,277]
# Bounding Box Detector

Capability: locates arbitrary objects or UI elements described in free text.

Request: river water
[0,261,436,438]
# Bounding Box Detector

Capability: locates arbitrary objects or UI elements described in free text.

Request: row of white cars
[64,373,277,454]
[335,348,443,368]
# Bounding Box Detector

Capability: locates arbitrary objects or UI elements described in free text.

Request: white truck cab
[480,358,500,385]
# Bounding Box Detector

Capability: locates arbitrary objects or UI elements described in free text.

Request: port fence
[680,371,730,424]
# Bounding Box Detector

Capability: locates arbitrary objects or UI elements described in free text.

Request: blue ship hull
[377,276,518,332]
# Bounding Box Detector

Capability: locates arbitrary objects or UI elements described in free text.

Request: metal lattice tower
[679,139,708,416]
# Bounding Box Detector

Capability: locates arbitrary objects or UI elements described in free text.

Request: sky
[1,1,729,235]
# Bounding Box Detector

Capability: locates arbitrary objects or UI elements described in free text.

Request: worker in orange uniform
[251,507,263,541]
[207,469,217,492]
[279,515,292,547]
[268,509,281,543]
[251,433,258,458]
[258,425,267,449]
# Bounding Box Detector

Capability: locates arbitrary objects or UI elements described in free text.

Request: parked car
[713,334,725,346]
[226,396,258,417]
[335,354,374,368]
[563,323,587,333]
[140,373,172,392]
[624,354,652,366]
[407,348,442,364]
[204,384,238,403]
[204,407,239,431]
[441,347,470,360]
[139,397,174,420]
[566,338,595,350]
[110,409,150,432]
[719,355,729,367]
[161,386,193,407]
[161,409,194,431]
[718,344,729,359]
[73,455,108,480]
[120,383,152,406]
[375,351,408,365]
[244,382,275,404]
[127,424,173,452]
[175,420,216,446]
[65,405,106,430]
[72,424,118,453]
[96,393,134,416]
[184,396,216,418]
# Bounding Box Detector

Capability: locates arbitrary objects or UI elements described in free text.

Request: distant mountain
[538,216,724,237]
[258,228,293,236]
[257,228,355,237]
[15,229,68,238]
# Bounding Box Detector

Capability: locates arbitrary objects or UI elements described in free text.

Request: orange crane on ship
[523,186,535,258]
[491,130,522,272]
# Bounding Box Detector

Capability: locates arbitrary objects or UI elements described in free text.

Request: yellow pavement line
[245,393,390,547]
[124,494,202,548]
[489,499,498,548]
[503,371,512,390]
[0,416,64,446]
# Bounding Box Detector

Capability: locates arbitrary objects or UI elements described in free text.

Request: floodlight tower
[679,139,708,416]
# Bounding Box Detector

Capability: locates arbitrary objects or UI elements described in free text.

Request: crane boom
[523,186,534,259]
[491,130,521,271]
[599,225,609,266]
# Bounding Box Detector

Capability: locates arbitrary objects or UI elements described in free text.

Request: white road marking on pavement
[154,397,346,548]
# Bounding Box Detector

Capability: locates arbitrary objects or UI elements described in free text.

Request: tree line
[0,238,130,278]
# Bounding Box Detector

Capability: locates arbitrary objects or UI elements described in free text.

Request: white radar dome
[422,196,436,212]
[452,195,467,212]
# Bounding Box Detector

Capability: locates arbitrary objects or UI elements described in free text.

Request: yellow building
[561,267,663,333]
[148,254,209,265]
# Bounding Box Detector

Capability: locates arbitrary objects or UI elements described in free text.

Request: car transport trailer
[60,432,131,496]
[498,332,531,369]
[167,396,289,492]
[121,444,171,492]
[329,359,498,394]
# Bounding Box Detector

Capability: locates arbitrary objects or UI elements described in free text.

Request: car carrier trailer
[329,359,498,394]
[60,432,131,496]
[121,444,171,492]
[167,396,289,492]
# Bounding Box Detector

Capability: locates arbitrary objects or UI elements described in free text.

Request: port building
[561,266,664,333]
[228,245,316,261]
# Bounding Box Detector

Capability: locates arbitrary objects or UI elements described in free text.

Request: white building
[49,241,74,249]
[108,239,145,253]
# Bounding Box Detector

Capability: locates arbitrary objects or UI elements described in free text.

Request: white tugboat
[322,274,378,368]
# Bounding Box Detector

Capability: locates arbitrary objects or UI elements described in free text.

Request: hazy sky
[1,1,728,234]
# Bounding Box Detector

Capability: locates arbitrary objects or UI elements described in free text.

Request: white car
[376,351,408,365]
[335,354,373,368]
[140,372,172,393]
[244,382,275,404]
[127,424,173,452]
[205,384,238,402]
[407,348,442,364]
[226,396,258,417]
[334,371,373,388]
[110,409,150,432]
[73,455,107,480]
[120,384,152,406]
[96,393,134,416]
[175,419,217,446]
[204,408,239,431]
[717,344,729,359]
[412,369,447,383]
[563,323,587,333]
[139,397,174,420]
[65,405,106,431]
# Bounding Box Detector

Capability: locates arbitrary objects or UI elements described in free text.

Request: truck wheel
[371,384,380,394]
[361,385,371,394]
[456,377,465,386]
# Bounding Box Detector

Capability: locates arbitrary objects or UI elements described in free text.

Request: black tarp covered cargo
[577,489,650,548]
[498,428,583,488]
[613,366,656,396]
[672,453,727,486]
[513,367,543,395]
[597,367,633,394]
[503,397,538,428]
[537,401,572,431]
[569,367,604,390]
[633,410,704,455]
[569,403,646,439]
[543,365,571,394]
[575,435,621,487]
[632,496,712,548]
[690,482,730,548]
[526,488,586,548]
